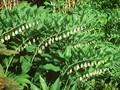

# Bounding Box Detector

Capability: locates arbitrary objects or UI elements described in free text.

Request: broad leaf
[50,78,61,90]
[42,64,60,72]
[39,75,48,90]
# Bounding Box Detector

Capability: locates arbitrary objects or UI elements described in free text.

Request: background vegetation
[0,0,120,90]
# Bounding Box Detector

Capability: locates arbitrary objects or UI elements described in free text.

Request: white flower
[19,28,22,32]
[22,26,25,30]
[36,21,39,25]
[15,30,18,35]
[73,28,77,33]
[84,62,87,68]
[77,27,80,31]
[86,73,89,78]
[91,62,94,66]
[41,46,45,50]
[33,22,35,26]
[55,37,58,41]
[5,36,8,40]
[63,34,67,38]
[80,26,84,30]
[12,32,15,36]
[45,42,48,47]
[97,61,101,65]
[81,63,83,68]
[7,35,10,40]
[67,32,70,36]
[48,39,52,45]
[51,38,54,43]
[33,39,36,43]
[80,77,83,81]
[38,49,42,54]
[29,23,32,28]
[59,36,62,40]
[28,41,32,45]
[69,69,72,73]
[1,39,4,43]
[25,24,29,29]
[76,65,80,70]
[87,62,90,67]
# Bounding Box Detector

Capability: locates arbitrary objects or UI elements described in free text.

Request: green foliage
[39,75,49,90]
[0,0,120,90]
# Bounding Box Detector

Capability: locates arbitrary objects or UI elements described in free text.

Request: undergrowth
[0,0,120,90]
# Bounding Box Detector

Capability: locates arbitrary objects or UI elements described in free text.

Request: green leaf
[21,59,32,73]
[39,75,48,90]
[42,64,60,72]
[30,83,40,90]
[50,78,61,90]
[0,64,4,77]
[71,84,77,90]
[64,46,72,59]
[25,45,36,52]
[16,74,30,87]
[88,67,95,73]
[20,56,32,73]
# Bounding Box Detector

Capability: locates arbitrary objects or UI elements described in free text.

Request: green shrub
[0,0,120,90]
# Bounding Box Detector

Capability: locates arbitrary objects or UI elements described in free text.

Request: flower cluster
[79,68,108,81]
[0,21,38,43]
[37,26,84,54]
[67,60,107,75]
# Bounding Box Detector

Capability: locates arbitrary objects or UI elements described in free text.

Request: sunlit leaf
[50,78,61,90]
[39,75,48,90]
[42,64,61,72]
